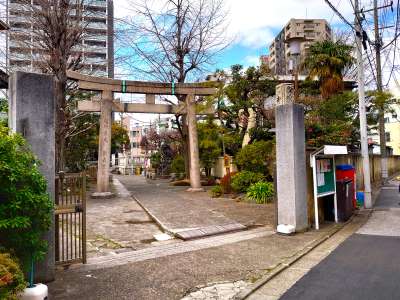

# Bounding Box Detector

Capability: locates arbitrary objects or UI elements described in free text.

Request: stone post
[9,71,56,282]
[94,90,113,197]
[185,94,203,191]
[276,102,308,232]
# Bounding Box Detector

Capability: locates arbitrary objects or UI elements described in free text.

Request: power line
[325,0,357,30]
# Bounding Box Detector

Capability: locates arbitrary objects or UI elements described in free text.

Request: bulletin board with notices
[316,157,335,196]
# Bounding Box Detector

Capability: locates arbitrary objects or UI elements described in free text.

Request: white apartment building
[269,19,332,75]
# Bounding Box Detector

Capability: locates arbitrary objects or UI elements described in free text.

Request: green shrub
[210,185,223,198]
[0,98,7,128]
[198,120,222,176]
[235,140,275,176]
[231,171,265,193]
[0,252,26,300]
[171,155,185,174]
[246,182,274,204]
[0,125,53,272]
[150,152,161,170]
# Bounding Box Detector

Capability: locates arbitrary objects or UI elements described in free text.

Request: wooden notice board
[316,157,335,195]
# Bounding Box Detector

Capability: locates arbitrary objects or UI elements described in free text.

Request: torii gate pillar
[93,90,113,197]
[186,94,203,191]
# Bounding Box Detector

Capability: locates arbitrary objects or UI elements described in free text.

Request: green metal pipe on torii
[67,71,217,195]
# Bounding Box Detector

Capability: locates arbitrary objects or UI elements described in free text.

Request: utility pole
[374,0,388,183]
[355,0,372,208]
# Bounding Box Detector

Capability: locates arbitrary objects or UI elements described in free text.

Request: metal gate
[55,172,87,265]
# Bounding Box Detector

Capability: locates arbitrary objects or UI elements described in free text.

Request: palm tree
[304,40,354,99]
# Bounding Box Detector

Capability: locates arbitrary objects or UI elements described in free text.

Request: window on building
[392,113,397,119]
[131,142,138,148]
[385,132,391,142]
[384,117,390,123]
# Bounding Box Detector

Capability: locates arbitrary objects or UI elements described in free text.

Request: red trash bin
[336,164,356,208]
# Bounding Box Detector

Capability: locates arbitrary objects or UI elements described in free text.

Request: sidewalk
[249,178,400,300]
[116,175,275,239]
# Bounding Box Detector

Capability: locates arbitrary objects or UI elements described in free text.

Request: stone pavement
[85,178,177,259]
[247,178,400,300]
[83,227,273,271]
[181,281,249,300]
[116,175,275,240]
[48,223,337,299]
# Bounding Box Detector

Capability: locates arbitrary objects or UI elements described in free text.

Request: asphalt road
[280,181,400,300]
[279,234,400,300]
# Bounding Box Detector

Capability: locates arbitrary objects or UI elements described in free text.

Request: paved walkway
[85,178,174,258]
[116,175,275,239]
[252,179,400,300]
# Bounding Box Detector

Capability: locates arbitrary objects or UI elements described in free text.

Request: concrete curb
[234,212,370,300]
[131,193,176,236]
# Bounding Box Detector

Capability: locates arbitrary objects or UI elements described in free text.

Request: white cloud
[114,0,354,49]
[236,27,275,49]
[244,55,261,67]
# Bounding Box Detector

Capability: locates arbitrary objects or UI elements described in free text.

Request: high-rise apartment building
[7,0,114,78]
[0,19,8,88]
[269,19,332,75]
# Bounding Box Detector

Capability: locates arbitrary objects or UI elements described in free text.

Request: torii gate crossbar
[67,71,216,195]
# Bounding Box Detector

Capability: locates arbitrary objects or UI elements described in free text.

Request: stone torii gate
[67,71,216,196]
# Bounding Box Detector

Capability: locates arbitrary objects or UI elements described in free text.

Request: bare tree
[119,0,230,176]
[119,0,229,82]
[13,0,88,171]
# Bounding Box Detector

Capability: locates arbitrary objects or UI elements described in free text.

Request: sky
[111,0,400,124]
[113,0,354,71]
[112,0,356,124]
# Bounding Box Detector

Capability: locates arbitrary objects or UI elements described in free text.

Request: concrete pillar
[276,103,308,232]
[9,71,56,282]
[94,90,113,197]
[185,94,203,191]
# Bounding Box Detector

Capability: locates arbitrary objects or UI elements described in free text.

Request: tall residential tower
[7,0,114,78]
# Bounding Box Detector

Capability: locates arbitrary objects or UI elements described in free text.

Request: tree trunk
[55,77,66,172]
[242,107,256,147]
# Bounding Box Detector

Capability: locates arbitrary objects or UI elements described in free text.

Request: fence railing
[86,164,97,181]
[54,172,87,265]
